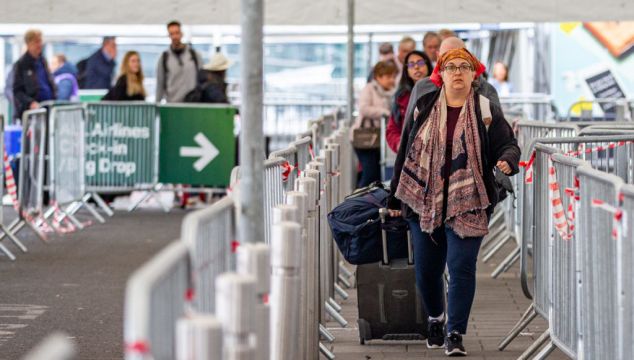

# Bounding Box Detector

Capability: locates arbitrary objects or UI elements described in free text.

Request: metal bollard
[216,273,257,360]
[295,176,320,359]
[270,221,302,360]
[237,244,270,360]
[22,332,77,360]
[273,204,299,224]
[176,316,222,360]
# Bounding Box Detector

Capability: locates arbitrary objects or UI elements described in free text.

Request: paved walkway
[0,209,184,360]
[325,240,569,359]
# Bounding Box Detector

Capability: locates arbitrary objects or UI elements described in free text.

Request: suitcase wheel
[357,318,371,345]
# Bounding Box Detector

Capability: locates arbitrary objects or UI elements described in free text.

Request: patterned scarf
[395,87,490,238]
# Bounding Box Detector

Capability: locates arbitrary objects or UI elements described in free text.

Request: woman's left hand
[496,160,512,175]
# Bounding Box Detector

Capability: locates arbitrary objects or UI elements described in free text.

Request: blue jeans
[355,148,381,188]
[406,219,483,334]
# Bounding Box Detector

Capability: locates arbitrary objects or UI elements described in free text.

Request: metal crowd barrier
[500,95,558,121]
[499,134,634,359]
[84,102,162,212]
[181,196,236,313]
[124,241,191,360]
[618,184,634,360]
[483,121,580,279]
[124,112,351,360]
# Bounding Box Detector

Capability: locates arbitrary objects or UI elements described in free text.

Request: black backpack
[76,58,88,89]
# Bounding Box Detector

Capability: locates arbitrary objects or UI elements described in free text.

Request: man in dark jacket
[84,36,116,89]
[12,29,56,120]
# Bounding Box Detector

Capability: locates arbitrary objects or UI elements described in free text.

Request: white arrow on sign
[179,132,219,172]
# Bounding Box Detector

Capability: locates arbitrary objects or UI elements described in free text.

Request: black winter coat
[388,87,521,219]
[12,53,56,120]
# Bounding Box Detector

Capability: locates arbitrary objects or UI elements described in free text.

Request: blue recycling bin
[4,124,22,159]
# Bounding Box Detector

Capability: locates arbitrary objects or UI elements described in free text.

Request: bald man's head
[438,37,466,56]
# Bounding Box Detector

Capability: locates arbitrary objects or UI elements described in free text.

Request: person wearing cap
[387,48,520,356]
[198,50,233,104]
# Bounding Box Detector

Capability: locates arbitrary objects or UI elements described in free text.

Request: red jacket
[386,89,411,153]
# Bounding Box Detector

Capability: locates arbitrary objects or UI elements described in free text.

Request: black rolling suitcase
[357,208,428,344]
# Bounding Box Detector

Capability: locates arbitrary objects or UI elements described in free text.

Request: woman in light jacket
[352,60,398,187]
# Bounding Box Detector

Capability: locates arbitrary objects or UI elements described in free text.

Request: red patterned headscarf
[429,48,486,87]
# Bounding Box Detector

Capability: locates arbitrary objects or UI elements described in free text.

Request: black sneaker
[445,331,467,356]
[426,319,445,349]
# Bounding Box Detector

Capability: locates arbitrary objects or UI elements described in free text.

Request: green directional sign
[159,104,236,187]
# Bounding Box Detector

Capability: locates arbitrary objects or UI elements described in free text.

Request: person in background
[84,36,117,89]
[353,60,398,187]
[50,54,79,101]
[423,32,441,66]
[438,28,458,41]
[490,61,513,96]
[367,42,395,82]
[386,50,431,153]
[388,48,520,356]
[394,36,416,83]
[198,49,232,104]
[103,51,146,101]
[156,20,202,103]
[12,29,56,120]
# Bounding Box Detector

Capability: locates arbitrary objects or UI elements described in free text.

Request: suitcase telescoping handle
[379,208,414,266]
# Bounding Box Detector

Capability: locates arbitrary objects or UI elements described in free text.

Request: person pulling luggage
[387,47,520,356]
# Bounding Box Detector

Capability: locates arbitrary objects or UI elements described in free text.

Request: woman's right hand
[387,209,402,217]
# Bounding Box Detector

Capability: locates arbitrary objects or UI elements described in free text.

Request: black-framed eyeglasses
[442,64,473,74]
[406,60,426,69]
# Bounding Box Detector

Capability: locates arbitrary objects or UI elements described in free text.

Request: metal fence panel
[49,106,85,205]
[181,196,236,313]
[549,153,586,358]
[264,158,285,244]
[576,167,623,359]
[18,109,47,216]
[618,184,634,360]
[269,146,298,192]
[84,102,158,191]
[124,241,190,360]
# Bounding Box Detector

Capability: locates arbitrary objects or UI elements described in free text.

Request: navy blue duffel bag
[327,182,409,265]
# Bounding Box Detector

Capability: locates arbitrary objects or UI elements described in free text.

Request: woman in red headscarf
[387,48,520,356]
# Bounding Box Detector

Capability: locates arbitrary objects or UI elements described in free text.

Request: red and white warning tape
[591,198,623,240]
[548,159,573,241]
[519,151,536,184]
[566,140,634,158]
[3,146,19,211]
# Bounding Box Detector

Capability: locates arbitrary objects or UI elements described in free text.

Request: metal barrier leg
[0,240,16,260]
[91,193,114,217]
[128,184,170,213]
[334,284,349,300]
[482,233,513,263]
[482,223,506,250]
[327,298,342,313]
[60,207,85,231]
[533,341,556,360]
[337,273,352,289]
[1,224,27,253]
[26,220,48,243]
[325,301,347,327]
[517,329,551,360]
[319,342,335,359]
[80,200,106,224]
[319,325,335,342]
[338,262,354,282]
[498,304,537,350]
[491,245,521,279]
